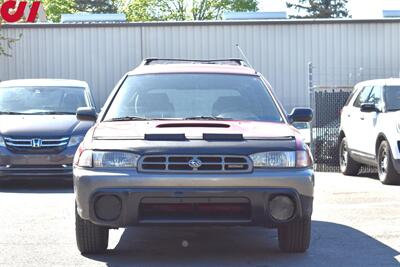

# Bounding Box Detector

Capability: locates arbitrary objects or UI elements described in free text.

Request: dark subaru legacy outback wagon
[74,59,314,254]
[0,79,95,179]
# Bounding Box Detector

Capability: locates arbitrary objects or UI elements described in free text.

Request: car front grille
[4,136,69,154]
[138,155,252,173]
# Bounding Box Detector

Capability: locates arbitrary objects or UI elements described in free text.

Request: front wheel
[278,218,311,253]
[75,206,109,254]
[377,141,399,185]
[339,137,361,176]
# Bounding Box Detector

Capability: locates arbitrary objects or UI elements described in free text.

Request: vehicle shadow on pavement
[358,172,379,180]
[85,221,399,267]
[356,172,400,185]
[0,180,73,193]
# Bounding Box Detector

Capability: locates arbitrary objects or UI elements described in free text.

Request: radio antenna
[236,44,253,69]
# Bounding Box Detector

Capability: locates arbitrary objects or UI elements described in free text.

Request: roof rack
[141,58,248,67]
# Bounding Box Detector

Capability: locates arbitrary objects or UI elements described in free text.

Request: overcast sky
[259,0,400,18]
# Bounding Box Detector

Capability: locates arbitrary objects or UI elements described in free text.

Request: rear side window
[353,86,372,107]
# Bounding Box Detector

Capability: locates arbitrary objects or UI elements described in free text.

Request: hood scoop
[143,133,244,141]
[145,134,187,141]
[203,133,244,141]
[157,123,230,128]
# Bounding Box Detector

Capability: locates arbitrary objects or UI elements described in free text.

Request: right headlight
[250,150,312,168]
[68,135,85,147]
[0,136,5,147]
[76,150,140,168]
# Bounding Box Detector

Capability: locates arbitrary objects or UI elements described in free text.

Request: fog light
[94,195,122,221]
[269,195,295,221]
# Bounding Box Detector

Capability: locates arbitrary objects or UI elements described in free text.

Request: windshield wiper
[32,111,76,115]
[0,111,29,115]
[183,116,233,121]
[105,116,152,122]
[105,116,178,122]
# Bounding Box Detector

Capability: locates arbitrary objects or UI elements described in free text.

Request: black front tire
[377,141,400,185]
[339,137,361,176]
[75,206,109,254]
[278,218,311,253]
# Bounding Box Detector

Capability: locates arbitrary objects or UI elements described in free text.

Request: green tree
[42,0,77,22]
[43,0,122,22]
[122,0,160,21]
[75,0,119,13]
[0,0,21,57]
[286,0,349,18]
[123,0,259,22]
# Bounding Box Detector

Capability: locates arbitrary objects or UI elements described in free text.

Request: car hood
[0,115,93,137]
[93,120,296,140]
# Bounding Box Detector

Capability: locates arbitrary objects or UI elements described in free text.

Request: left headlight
[250,151,296,168]
[0,136,5,147]
[250,150,312,168]
[68,135,85,147]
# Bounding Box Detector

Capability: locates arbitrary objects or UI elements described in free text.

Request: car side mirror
[360,103,379,113]
[77,107,97,122]
[288,108,313,123]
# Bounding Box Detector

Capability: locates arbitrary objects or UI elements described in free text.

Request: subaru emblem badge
[188,158,202,169]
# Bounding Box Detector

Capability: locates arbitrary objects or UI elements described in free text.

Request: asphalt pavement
[0,172,399,267]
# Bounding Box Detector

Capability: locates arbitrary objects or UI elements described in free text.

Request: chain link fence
[311,87,352,172]
[308,63,379,173]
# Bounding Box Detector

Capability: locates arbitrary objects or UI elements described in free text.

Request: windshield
[104,74,284,122]
[0,86,89,114]
[384,86,400,111]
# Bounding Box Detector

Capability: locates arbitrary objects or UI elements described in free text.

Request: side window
[365,86,382,105]
[353,86,373,108]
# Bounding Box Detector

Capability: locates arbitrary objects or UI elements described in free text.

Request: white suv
[339,79,400,185]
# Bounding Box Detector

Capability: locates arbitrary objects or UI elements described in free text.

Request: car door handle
[360,117,365,120]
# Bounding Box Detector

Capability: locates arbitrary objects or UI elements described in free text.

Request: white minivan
[339,79,400,185]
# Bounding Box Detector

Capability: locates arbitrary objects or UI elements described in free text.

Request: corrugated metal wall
[1,20,400,110]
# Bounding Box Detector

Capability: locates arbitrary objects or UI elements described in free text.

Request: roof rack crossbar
[141,58,247,66]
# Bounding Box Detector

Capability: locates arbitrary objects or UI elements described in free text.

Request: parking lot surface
[0,172,399,267]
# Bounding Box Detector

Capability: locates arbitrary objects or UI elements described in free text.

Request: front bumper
[0,146,77,179]
[74,168,314,228]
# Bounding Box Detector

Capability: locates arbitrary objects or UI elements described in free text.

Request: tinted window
[0,86,88,114]
[384,86,400,111]
[353,86,372,107]
[105,74,283,122]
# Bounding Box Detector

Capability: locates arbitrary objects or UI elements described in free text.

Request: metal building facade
[1,19,400,110]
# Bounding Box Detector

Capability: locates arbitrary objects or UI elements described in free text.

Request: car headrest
[212,96,249,116]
